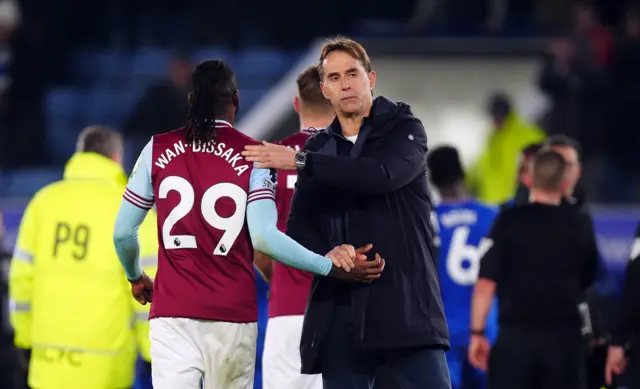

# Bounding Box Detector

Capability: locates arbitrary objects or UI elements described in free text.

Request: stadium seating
[3,168,62,197]
[3,46,301,199]
[45,87,85,163]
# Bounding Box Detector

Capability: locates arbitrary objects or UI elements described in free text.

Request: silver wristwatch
[295,150,308,171]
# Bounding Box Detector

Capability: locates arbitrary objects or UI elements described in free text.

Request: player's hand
[605,345,627,385]
[468,334,491,371]
[242,141,297,170]
[326,244,362,271]
[130,273,154,305]
[329,247,385,283]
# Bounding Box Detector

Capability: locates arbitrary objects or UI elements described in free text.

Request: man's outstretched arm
[247,167,334,276]
[243,120,428,194]
[301,120,427,194]
[113,139,155,280]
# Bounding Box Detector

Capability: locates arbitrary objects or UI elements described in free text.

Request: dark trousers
[626,348,640,389]
[488,327,586,389]
[320,305,452,389]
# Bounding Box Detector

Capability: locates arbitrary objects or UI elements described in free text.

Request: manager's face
[320,50,375,116]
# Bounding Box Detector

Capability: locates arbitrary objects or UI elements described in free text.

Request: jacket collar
[513,183,584,208]
[325,96,412,141]
[64,152,128,188]
[301,127,323,135]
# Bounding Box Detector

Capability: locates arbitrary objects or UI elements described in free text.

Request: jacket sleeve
[286,140,332,256]
[131,210,158,362]
[9,194,41,349]
[301,119,427,194]
[610,224,640,346]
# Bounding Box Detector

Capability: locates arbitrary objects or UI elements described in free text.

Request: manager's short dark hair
[318,36,372,79]
[544,134,582,157]
[76,126,123,158]
[426,146,465,188]
[532,149,567,192]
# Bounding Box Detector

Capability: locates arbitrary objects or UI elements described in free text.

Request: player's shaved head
[531,150,567,192]
[427,145,465,189]
[76,125,123,161]
[296,66,332,114]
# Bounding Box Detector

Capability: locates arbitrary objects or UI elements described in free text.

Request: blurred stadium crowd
[0,0,640,388]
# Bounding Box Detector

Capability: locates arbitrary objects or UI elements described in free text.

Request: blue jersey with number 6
[435,199,498,345]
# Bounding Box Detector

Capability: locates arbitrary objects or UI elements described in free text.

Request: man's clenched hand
[326,244,366,271]
[130,272,154,305]
[329,246,385,283]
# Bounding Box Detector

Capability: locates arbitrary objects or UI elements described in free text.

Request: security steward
[469,149,599,389]
[605,221,640,388]
[9,126,158,389]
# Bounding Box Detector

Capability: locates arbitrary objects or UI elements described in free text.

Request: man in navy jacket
[243,36,450,389]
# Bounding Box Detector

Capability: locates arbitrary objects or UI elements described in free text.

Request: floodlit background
[0,0,639,387]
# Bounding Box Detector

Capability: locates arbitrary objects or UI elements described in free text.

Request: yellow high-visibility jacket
[466,113,546,204]
[9,152,158,389]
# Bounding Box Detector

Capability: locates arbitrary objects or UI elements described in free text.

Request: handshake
[326,243,385,283]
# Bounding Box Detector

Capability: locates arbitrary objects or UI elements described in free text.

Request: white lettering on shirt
[154,140,249,176]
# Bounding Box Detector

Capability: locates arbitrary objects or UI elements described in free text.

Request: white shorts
[262,315,322,389]
[150,317,257,389]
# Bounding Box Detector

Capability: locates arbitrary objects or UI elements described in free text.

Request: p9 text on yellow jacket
[9,152,158,389]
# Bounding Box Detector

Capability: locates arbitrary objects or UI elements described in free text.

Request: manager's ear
[368,70,376,91]
[187,93,193,106]
[560,179,570,195]
[293,96,301,114]
[233,90,240,109]
[320,81,328,99]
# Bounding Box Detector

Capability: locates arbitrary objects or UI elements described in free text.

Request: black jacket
[611,222,640,347]
[287,96,449,374]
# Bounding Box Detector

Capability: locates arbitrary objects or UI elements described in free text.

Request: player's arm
[246,167,334,276]
[130,210,158,362]
[254,251,273,283]
[299,119,427,194]
[8,193,41,350]
[471,213,507,333]
[113,139,155,281]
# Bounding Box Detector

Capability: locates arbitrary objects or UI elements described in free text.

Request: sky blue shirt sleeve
[247,165,333,276]
[113,138,154,280]
[113,200,148,280]
[123,139,154,209]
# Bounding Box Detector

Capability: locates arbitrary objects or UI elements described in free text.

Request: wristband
[470,329,486,336]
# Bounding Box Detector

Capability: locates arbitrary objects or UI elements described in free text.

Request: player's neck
[337,98,373,137]
[215,107,235,127]
[438,185,467,203]
[300,115,333,131]
[529,189,562,205]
